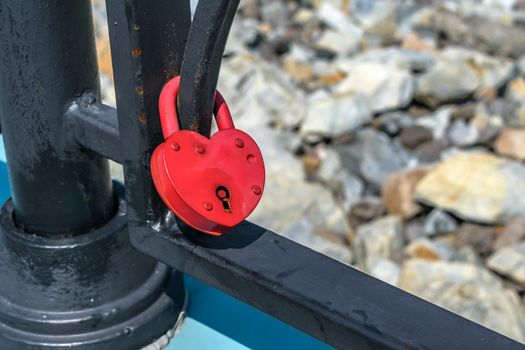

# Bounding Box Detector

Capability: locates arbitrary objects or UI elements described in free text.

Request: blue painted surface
[0,139,332,350]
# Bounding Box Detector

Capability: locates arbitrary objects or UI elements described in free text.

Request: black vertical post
[0,0,116,235]
[0,1,185,348]
[105,0,190,235]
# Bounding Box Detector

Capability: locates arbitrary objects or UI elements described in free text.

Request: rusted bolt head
[252,186,262,196]
[171,142,181,151]
[196,145,206,154]
[203,202,213,211]
[235,138,245,148]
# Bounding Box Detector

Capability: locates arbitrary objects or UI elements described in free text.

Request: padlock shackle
[159,76,234,140]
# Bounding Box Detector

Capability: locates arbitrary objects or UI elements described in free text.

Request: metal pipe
[0,0,116,235]
[66,94,122,164]
[178,0,240,136]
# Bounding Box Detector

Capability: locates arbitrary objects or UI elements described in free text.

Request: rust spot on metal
[132,48,141,57]
[138,114,147,124]
[135,86,144,95]
[190,121,199,131]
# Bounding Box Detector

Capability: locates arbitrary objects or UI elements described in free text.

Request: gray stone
[349,196,386,227]
[260,1,289,29]
[411,7,525,58]
[358,130,412,189]
[405,220,426,242]
[518,55,525,76]
[413,141,446,164]
[337,47,436,73]
[283,220,353,264]
[230,18,261,49]
[487,242,525,286]
[315,148,364,211]
[334,62,415,113]
[399,126,433,150]
[353,216,404,271]
[416,60,479,108]
[218,53,306,129]
[400,260,525,343]
[415,107,451,140]
[317,148,343,186]
[350,0,397,31]
[305,184,352,236]
[423,210,458,237]
[300,94,372,140]
[337,129,413,190]
[415,47,513,107]
[374,112,414,136]
[450,245,482,265]
[415,151,525,224]
[448,120,480,147]
[340,172,365,212]
[318,2,364,37]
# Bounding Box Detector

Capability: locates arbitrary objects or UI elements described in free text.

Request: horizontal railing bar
[130,220,523,350]
[65,92,122,163]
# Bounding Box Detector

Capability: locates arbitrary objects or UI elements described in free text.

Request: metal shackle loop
[158,76,234,140]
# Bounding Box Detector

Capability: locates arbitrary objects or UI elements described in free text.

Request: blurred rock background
[92,0,525,343]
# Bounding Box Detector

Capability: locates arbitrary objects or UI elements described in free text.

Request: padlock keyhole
[216,186,232,213]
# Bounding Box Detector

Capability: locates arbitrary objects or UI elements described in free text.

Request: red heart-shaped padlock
[151,76,265,236]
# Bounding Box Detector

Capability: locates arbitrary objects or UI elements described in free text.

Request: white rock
[415,107,451,140]
[337,47,436,73]
[219,53,306,129]
[416,47,513,107]
[447,120,480,147]
[400,260,525,343]
[318,2,364,37]
[316,29,359,55]
[487,242,525,286]
[353,216,404,271]
[443,47,513,89]
[405,238,455,261]
[247,128,350,237]
[368,258,401,286]
[334,62,415,113]
[300,94,372,140]
[415,151,525,224]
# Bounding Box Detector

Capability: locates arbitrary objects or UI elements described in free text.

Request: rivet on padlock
[150,76,265,236]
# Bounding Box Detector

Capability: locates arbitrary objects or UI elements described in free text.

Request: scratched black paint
[0,0,115,235]
[0,1,185,348]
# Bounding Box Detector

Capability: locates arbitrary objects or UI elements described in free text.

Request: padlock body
[151,128,265,235]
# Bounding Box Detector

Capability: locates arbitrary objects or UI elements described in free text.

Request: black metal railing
[0,1,523,349]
